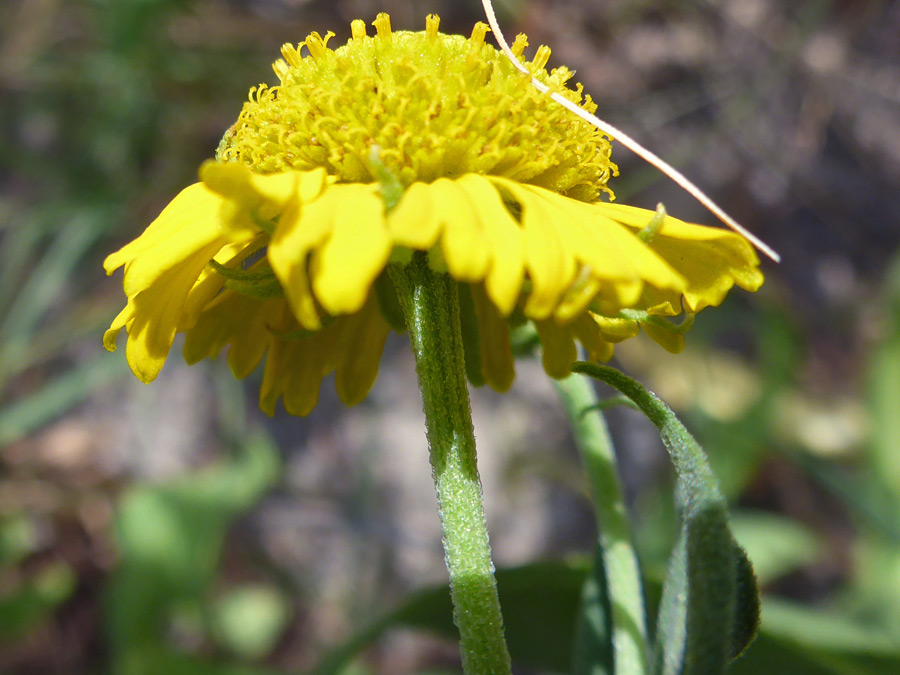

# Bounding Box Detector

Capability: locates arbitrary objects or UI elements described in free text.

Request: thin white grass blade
[479,0,780,262]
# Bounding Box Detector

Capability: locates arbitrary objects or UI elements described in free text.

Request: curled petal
[571,314,615,364]
[180,238,262,331]
[642,320,686,354]
[267,193,337,329]
[200,160,328,233]
[104,183,227,290]
[596,203,764,311]
[103,183,235,382]
[119,251,224,382]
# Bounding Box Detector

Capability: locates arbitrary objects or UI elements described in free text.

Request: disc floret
[217,13,617,202]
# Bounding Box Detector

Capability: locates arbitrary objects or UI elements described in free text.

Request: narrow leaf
[572,362,760,674]
[572,544,614,675]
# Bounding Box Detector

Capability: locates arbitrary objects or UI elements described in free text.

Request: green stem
[555,373,649,674]
[389,254,512,675]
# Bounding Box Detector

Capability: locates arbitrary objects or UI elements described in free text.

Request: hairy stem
[390,254,511,675]
[555,373,649,674]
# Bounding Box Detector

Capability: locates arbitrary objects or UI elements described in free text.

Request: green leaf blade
[572,362,760,675]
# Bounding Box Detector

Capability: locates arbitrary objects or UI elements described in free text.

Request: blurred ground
[1,0,899,673]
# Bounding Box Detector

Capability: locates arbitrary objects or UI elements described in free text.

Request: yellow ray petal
[179,237,261,331]
[387,181,442,249]
[549,200,641,282]
[260,338,320,417]
[267,198,331,330]
[581,276,657,321]
[596,202,763,311]
[103,304,133,352]
[259,307,346,416]
[200,161,329,230]
[225,308,278,379]
[564,200,686,291]
[430,178,490,282]
[592,314,641,343]
[105,183,226,288]
[201,161,326,207]
[312,184,391,316]
[282,322,346,416]
[642,321,686,354]
[183,290,281,379]
[469,283,515,392]
[457,175,524,315]
[554,270,602,323]
[334,296,392,406]
[490,178,575,320]
[534,319,577,379]
[570,313,615,363]
[121,239,225,382]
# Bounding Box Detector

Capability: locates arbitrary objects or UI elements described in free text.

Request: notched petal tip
[642,321,686,354]
[595,202,764,313]
[281,42,302,67]
[301,31,335,60]
[425,14,440,40]
[470,22,490,47]
[351,19,367,40]
[103,252,124,276]
[373,13,392,38]
[103,325,124,352]
[532,45,552,71]
[511,34,528,58]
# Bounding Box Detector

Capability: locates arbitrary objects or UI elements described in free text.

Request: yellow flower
[104,13,763,416]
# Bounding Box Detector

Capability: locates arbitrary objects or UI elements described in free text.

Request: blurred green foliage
[106,431,284,675]
[0,514,76,639]
[1,0,259,412]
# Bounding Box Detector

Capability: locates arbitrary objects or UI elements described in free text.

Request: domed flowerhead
[104,13,763,416]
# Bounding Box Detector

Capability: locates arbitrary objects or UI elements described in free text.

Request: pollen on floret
[425,14,440,41]
[373,12,391,39]
[302,31,335,60]
[511,34,528,58]
[281,43,302,67]
[532,45,552,71]
[351,19,367,40]
[469,22,490,48]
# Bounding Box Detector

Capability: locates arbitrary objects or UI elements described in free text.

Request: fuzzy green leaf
[572,362,760,674]
[572,544,615,675]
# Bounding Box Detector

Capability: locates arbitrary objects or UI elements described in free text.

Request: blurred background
[2,0,899,673]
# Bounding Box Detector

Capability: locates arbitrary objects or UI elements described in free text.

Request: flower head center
[217,13,617,202]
